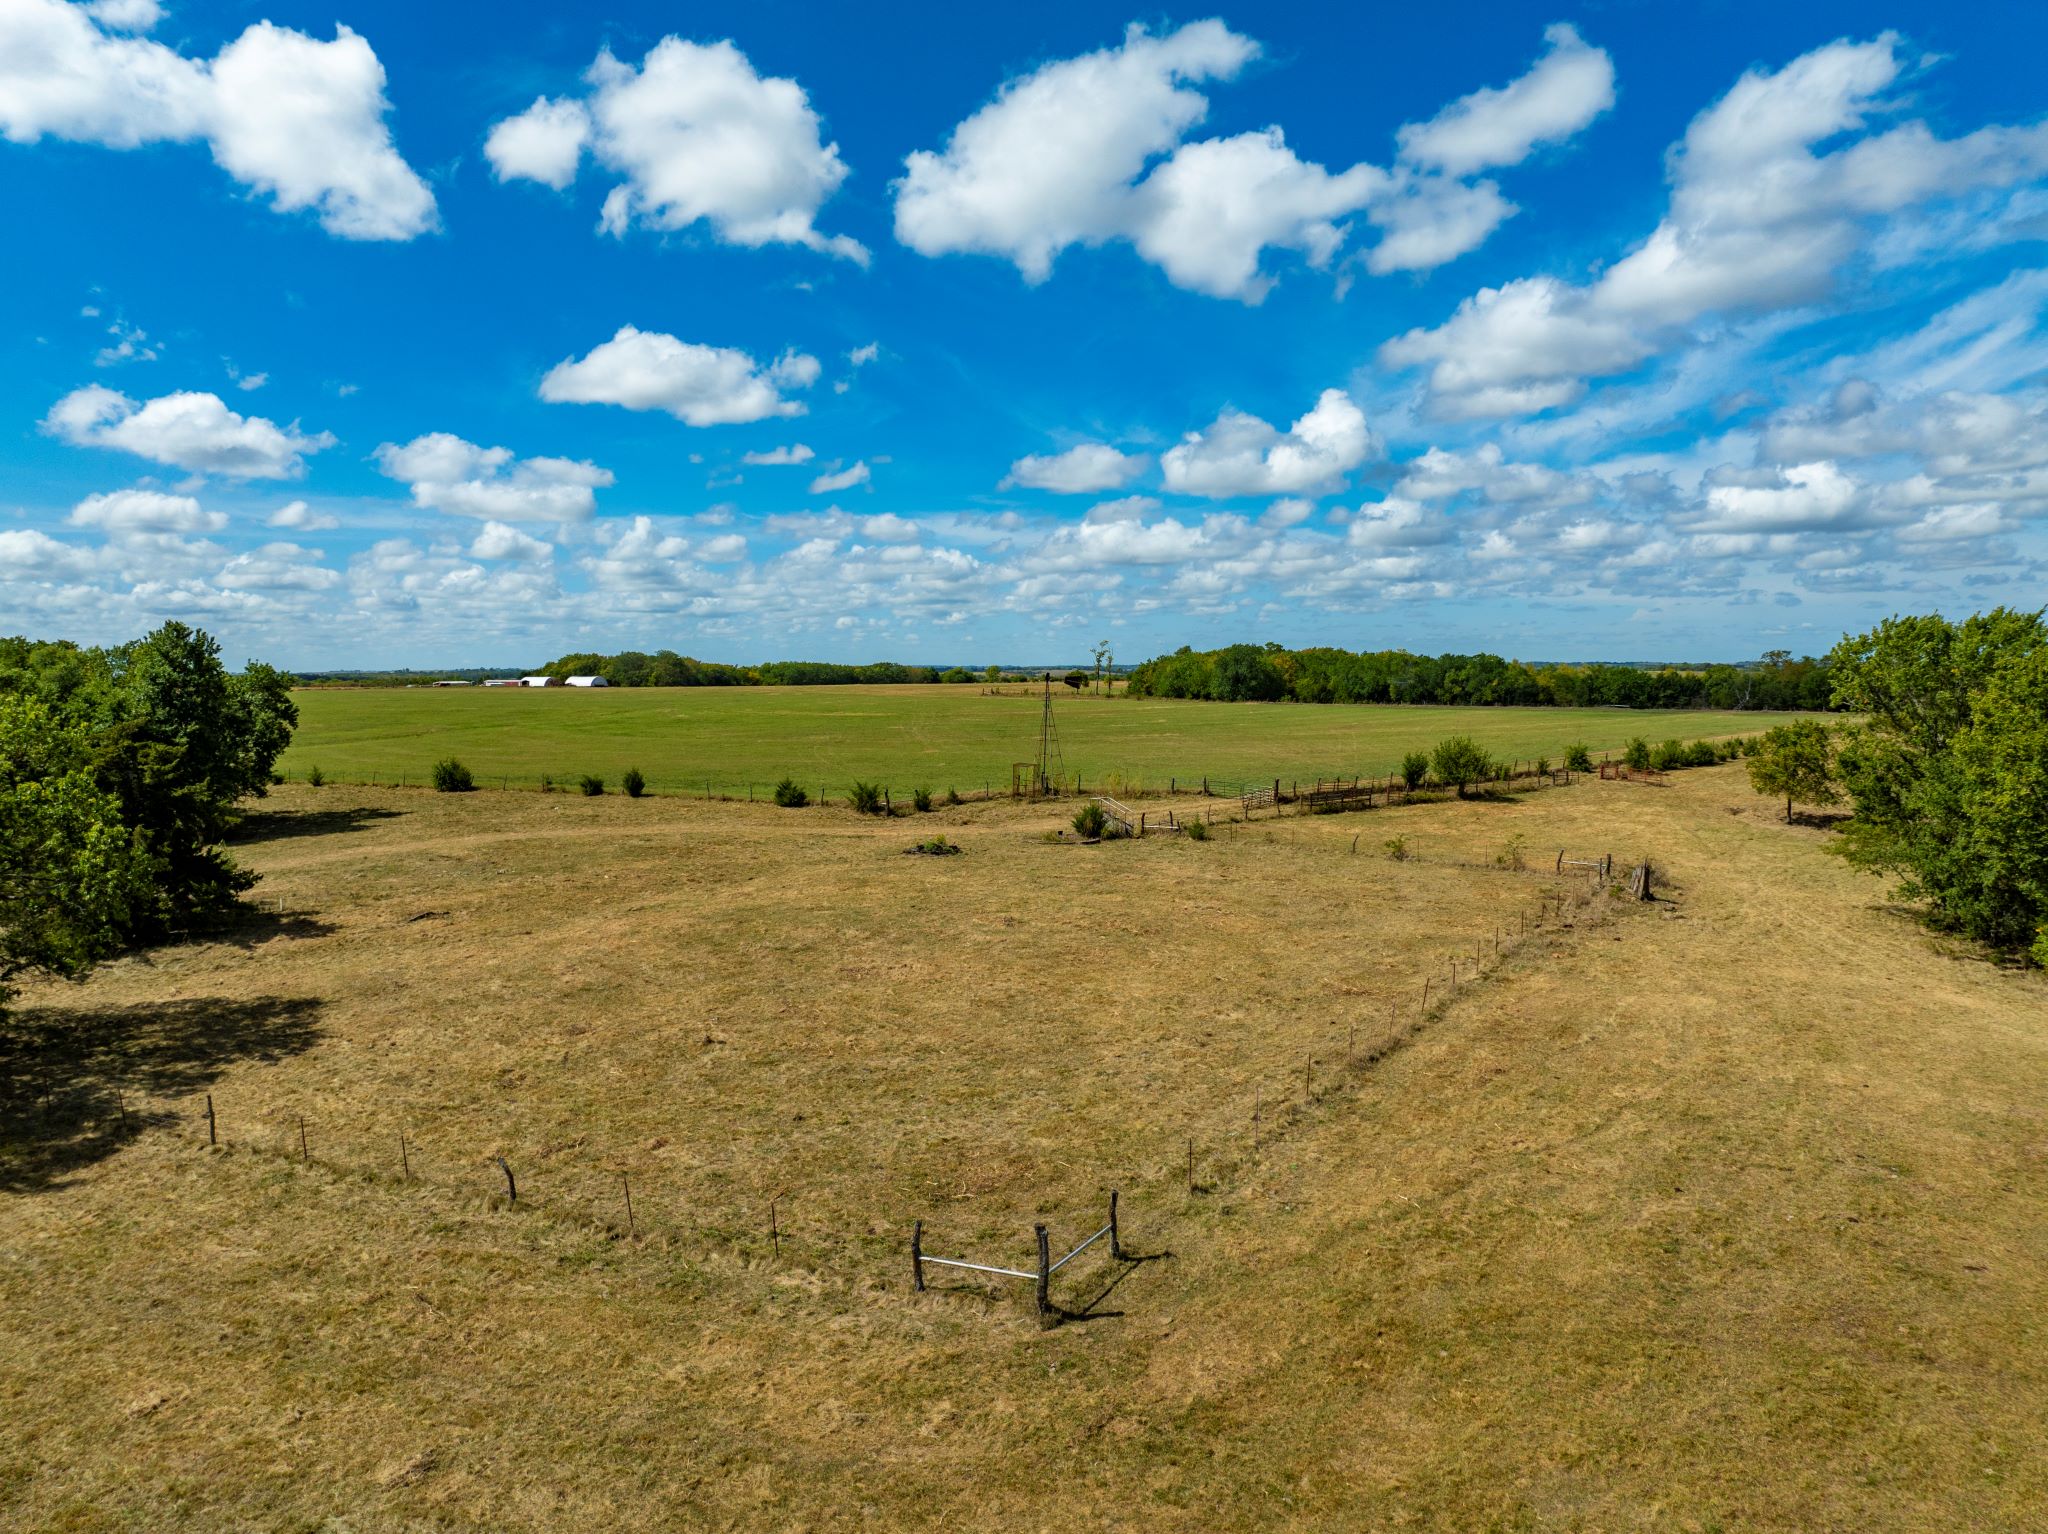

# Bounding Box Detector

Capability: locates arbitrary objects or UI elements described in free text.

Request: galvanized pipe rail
[912,1190,1125,1324]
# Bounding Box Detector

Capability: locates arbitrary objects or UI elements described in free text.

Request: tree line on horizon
[324,643,1831,708]
[1123,643,1834,710]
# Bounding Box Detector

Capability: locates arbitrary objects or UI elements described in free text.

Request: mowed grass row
[280,684,1812,795]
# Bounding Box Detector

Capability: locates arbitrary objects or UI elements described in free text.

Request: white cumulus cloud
[895,20,1611,299]
[1396,23,1616,175]
[485,37,862,260]
[539,326,819,425]
[68,488,224,534]
[375,432,613,522]
[1161,389,1375,498]
[741,443,814,465]
[0,0,434,239]
[43,384,334,478]
[1383,34,2048,416]
[1001,443,1147,494]
[809,460,870,494]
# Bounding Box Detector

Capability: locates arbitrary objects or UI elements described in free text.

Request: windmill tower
[1033,670,1067,796]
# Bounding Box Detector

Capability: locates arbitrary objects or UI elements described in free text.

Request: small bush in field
[1072,801,1108,839]
[432,758,475,793]
[1401,751,1430,789]
[1624,737,1652,770]
[1564,743,1592,772]
[621,767,646,797]
[773,777,808,808]
[579,774,605,797]
[1650,738,1686,772]
[1495,832,1529,871]
[305,764,324,788]
[539,774,554,793]
[1686,740,1721,768]
[1384,834,1409,861]
[911,786,933,812]
[848,781,886,815]
[1534,756,1551,778]
[1184,817,1210,841]
[945,787,963,805]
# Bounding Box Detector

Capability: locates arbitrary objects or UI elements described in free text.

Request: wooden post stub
[206,1093,216,1147]
[494,1155,516,1203]
[1110,1188,1123,1261]
[911,1219,925,1292]
[298,1115,309,1163]
[399,1131,410,1181]
[622,1172,635,1237]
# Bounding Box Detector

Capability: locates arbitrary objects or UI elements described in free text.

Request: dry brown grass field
[3,766,2044,1531]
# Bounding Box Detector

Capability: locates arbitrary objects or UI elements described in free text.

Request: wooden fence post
[622,1172,635,1236]
[494,1155,516,1203]
[205,1093,216,1146]
[1109,1188,1123,1261]
[911,1219,925,1291]
[399,1131,410,1181]
[298,1115,309,1163]
[1035,1224,1053,1325]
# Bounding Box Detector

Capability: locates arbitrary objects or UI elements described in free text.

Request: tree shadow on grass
[230,804,406,845]
[0,995,323,1194]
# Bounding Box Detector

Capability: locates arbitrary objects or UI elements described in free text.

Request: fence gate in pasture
[912,1191,1127,1327]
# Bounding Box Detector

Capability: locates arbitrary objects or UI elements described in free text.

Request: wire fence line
[11,845,1647,1326]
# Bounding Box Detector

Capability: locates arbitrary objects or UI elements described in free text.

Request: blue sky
[4,0,2046,668]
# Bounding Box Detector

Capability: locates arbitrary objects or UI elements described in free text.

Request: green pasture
[279,684,1815,798]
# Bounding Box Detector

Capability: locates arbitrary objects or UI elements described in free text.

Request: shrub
[1184,817,1210,841]
[1564,742,1592,773]
[305,764,324,788]
[539,774,554,794]
[1650,739,1686,772]
[1624,737,1652,771]
[1495,832,1529,871]
[944,787,963,806]
[1430,736,1493,798]
[913,834,959,855]
[911,786,933,812]
[848,781,886,815]
[1400,751,1430,789]
[1384,834,1409,861]
[1072,802,1108,839]
[579,774,605,796]
[432,758,475,793]
[1534,756,1551,778]
[773,777,809,808]
[1686,740,1720,768]
[621,767,646,798]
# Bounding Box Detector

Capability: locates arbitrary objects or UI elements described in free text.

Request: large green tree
[0,622,298,940]
[1828,608,2048,956]
[0,697,151,1027]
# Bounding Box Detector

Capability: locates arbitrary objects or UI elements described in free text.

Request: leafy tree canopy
[1828,608,2048,956]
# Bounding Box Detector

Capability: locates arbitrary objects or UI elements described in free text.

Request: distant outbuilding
[519,675,558,687]
[481,678,520,687]
[564,675,610,688]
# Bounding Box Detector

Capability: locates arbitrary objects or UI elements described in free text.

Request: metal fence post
[1109,1189,1123,1261]
[1034,1224,1053,1325]
[911,1219,925,1292]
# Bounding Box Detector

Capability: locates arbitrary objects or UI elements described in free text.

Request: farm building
[519,675,557,687]
[433,679,471,687]
[481,678,520,687]
[564,675,609,687]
